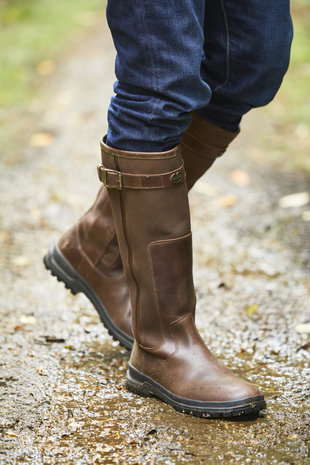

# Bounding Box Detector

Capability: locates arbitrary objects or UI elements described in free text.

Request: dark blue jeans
[106,0,293,152]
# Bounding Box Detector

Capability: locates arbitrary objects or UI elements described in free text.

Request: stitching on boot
[114,155,140,342]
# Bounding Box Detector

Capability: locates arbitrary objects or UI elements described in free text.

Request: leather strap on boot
[97,161,186,190]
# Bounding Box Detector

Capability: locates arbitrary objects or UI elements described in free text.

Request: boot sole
[127,364,266,419]
[44,244,134,351]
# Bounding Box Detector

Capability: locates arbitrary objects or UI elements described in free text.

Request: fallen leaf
[43,336,66,343]
[30,132,54,147]
[302,210,310,222]
[218,282,230,289]
[20,315,37,325]
[295,324,310,334]
[14,325,25,331]
[12,255,30,268]
[218,195,238,208]
[297,341,310,351]
[237,350,247,357]
[246,304,259,317]
[146,429,157,436]
[279,192,309,208]
[50,192,61,203]
[230,169,251,186]
[36,59,55,75]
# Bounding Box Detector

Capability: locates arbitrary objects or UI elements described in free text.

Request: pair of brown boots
[44,113,266,418]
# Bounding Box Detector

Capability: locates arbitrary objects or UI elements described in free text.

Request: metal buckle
[98,166,122,190]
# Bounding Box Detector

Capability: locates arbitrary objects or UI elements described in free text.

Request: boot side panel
[147,233,196,325]
[116,175,191,352]
[102,145,191,352]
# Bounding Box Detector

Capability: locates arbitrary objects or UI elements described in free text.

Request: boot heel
[126,365,153,398]
[44,244,82,295]
[44,244,134,350]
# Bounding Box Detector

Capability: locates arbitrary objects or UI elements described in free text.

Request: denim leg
[106,0,211,152]
[199,0,293,131]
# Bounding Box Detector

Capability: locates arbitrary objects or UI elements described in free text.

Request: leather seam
[93,234,121,269]
[72,227,84,275]
[148,231,192,249]
[68,248,124,282]
[74,194,122,273]
[169,312,193,327]
[146,240,169,353]
[115,156,139,341]
[159,314,194,365]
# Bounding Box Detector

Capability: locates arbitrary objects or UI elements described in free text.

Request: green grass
[0,0,105,159]
[256,2,310,175]
[277,6,310,126]
[0,0,105,107]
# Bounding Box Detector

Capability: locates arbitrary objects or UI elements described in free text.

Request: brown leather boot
[44,186,133,349]
[99,139,265,418]
[182,112,239,190]
[44,114,238,350]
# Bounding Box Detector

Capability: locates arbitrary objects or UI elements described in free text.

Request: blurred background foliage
[0,0,104,157]
[0,0,309,173]
[260,0,310,174]
[0,0,103,106]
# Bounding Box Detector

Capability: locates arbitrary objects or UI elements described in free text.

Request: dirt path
[0,19,309,465]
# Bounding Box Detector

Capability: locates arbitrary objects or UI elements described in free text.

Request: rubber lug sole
[127,363,266,419]
[44,244,134,351]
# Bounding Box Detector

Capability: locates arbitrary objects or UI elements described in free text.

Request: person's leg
[44,0,238,348]
[43,113,237,349]
[199,0,293,131]
[45,0,293,355]
[105,0,211,152]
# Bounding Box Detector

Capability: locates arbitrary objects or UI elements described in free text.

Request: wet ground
[0,19,309,465]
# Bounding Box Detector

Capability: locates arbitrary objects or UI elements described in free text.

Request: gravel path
[1,19,309,465]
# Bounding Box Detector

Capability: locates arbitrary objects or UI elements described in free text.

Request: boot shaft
[99,140,196,354]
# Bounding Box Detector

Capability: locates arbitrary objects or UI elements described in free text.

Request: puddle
[6,332,307,465]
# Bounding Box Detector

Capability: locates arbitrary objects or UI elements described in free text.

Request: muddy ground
[0,19,309,465]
